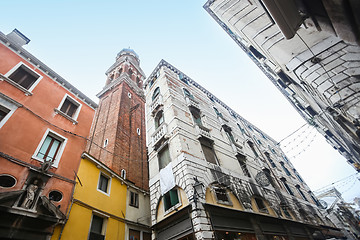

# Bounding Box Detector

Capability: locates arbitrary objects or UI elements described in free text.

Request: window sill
[96,188,110,196]
[0,73,33,96]
[54,108,78,125]
[164,202,182,216]
[31,156,59,168]
[129,204,139,208]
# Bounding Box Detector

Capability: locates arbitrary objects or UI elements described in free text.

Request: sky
[1,0,359,203]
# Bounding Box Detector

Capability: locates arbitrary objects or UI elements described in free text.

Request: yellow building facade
[51,153,151,240]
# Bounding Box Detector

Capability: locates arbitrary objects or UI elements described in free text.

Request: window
[130,191,139,208]
[309,191,320,206]
[49,190,63,202]
[0,96,19,129]
[189,107,202,126]
[0,106,10,122]
[57,94,81,121]
[89,214,107,240]
[296,185,308,201]
[154,110,164,129]
[280,162,291,176]
[136,128,141,135]
[97,173,111,195]
[183,88,193,99]
[5,63,41,91]
[237,154,251,177]
[281,178,294,196]
[223,125,235,144]
[163,188,180,211]
[247,141,258,157]
[254,197,268,213]
[213,107,223,118]
[103,139,108,148]
[200,139,218,165]
[33,129,67,168]
[152,87,160,101]
[158,145,171,170]
[213,186,231,205]
[265,152,276,168]
[237,123,245,135]
[0,174,17,188]
[129,229,140,240]
[294,170,304,183]
[263,169,277,188]
[121,169,126,179]
[281,205,292,219]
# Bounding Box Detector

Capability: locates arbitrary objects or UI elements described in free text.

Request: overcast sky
[2,0,359,203]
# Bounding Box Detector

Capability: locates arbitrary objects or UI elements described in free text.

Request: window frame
[32,129,67,168]
[254,197,269,214]
[213,186,232,206]
[163,188,181,214]
[0,96,18,129]
[55,93,82,123]
[129,191,139,208]
[3,61,43,95]
[200,139,219,165]
[97,172,111,196]
[88,211,108,240]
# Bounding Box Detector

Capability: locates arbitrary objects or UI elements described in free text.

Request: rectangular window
[296,187,308,201]
[8,64,39,90]
[0,105,10,122]
[163,188,180,211]
[214,187,230,204]
[97,173,110,194]
[32,129,67,168]
[89,214,106,240]
[36,135,61,162]
[200,139,218,164]
[158,145,171,170]
[129,229,140,240]
[255,198,268,213]
[130,191,139,208]
[282,181,294,196]
[56,94,82,121]
[0,96,19,129]
[60,98,78,118]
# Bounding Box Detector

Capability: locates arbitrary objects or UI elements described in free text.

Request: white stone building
[204,0,360,172]
[144,60,341,240]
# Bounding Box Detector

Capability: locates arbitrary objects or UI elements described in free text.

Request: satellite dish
[319,200,328,209]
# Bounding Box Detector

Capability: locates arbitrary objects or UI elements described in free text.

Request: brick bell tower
[87,49,148,190]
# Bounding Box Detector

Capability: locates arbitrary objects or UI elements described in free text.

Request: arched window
[223,125,235,144]
[136,77,142,88]
[128,68,133,76]
[152,87,160,101]
[189,107,202,126]
[183,88,193,99]
[213,107,222,118]
[155,110,164,129]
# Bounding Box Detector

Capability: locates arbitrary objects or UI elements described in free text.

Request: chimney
[6,29,30,47]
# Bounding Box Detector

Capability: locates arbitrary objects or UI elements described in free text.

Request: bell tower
[87,49,148,190]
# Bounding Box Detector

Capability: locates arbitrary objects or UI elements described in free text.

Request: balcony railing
[185,96,200,109]
[152,123,168,147]
[150,94,163,114]
[195,124,212,140]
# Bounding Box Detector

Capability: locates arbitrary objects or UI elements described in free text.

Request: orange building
[0,29,97,239]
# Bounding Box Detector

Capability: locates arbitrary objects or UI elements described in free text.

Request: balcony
[150,94,163,115]
[195,124,212,140]
[185,96,200,109]
[231,142,244,156]
[152,123,168,147]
